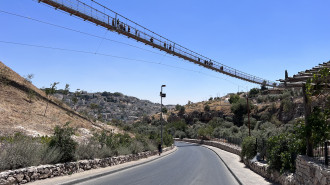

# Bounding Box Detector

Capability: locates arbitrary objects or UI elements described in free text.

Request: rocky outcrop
[0,146,174,185]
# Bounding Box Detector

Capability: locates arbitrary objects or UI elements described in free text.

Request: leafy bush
[229,94,240,104]
[249,88,260,98]
[266,132,305,173]
[135,135,156,152]
[175,104,182,111]
[117,146,131,155]
[307,107,330,144]
[178,106,185,116]
[174,130,186,139]
[230,126,239,133]
[162,132,174,146]
[231,98,253,126]
[257,96,266,103]
[129,141,144,154]
[166,120,187,132]
[204,105,210,112]
[75,140,112,160]
[49,124,78,162]
[241,136,256,160]
[208,117,224,128]
[260,112,271,121]
[244,117,257,130]
[0,134,61,171]
[281,98,295,113]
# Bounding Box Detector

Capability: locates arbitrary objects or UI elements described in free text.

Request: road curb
[179,141,243,185]
[201,145,243,185]
[60,146,178,185]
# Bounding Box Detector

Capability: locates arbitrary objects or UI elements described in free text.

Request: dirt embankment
[0,61,123,140]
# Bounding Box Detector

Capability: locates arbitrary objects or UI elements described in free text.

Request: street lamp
[160,85,166,148]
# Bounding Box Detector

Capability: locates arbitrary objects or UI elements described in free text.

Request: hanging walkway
[38,0,276,87]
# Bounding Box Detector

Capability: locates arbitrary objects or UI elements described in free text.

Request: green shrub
[49,124,78,162]
[231,98,253,126]
[75,139,112,160]
[223,121,234,128]
[307,107,330,144]
[266,132,305,173]
[244,117,257,130]
[249,88,260,98]
[117,146,131,155]
[0,135,62,171]
[134,135,156,152]
[257,96,266,103]
[230,126,239,133]
[281,98,295,113]
[178,106,185,116]
[161,132,174,146]
[241,136,257,160]
[129,141,144,154]
[229,94,240,104]
[260,112,271,121]
[40,147,62,164]
[204,105,210,112]
[174,130,186,139]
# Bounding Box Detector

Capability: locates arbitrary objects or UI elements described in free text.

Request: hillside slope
[53,91,175,123]
[0,61,122,139]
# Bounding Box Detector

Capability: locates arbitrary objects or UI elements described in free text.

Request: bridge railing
[39,0,276,86]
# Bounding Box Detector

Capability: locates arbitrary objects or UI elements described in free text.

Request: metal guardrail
[38,0,277,87]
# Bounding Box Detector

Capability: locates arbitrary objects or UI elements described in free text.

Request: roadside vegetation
[152,67,329,174]
[0,121,170,172]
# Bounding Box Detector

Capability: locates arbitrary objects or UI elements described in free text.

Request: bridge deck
[38,0,276,87]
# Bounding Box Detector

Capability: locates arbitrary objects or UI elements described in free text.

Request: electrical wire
[0,9,250,88]
[0,9,259,88]
[0,10,177,60]
[0,40,244,87]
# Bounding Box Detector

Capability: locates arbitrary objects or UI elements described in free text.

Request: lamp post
[160,85,166,147]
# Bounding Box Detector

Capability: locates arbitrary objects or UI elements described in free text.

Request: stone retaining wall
[176,138,329,185]
[179,138,241,155]
[295,155,329,185]
[0,146,173,185]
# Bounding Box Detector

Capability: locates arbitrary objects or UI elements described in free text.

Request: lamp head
[161,85,166,87]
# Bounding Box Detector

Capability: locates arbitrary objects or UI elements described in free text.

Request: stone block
[14,173,24,182]
[0,179,9,185]
[6,177,16,184]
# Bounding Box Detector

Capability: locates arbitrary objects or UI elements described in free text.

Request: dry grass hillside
[148,98,232,122]
[184,99,232,115]
[0,61,123,140]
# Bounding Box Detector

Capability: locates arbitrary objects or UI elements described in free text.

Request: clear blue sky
[1,0,329,105]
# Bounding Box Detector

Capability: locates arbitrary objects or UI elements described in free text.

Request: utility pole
[247,92,251,136]
[160,85,166,148]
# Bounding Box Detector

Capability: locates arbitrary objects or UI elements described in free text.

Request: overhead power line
[0,9,176,60]
[0,40,244,87]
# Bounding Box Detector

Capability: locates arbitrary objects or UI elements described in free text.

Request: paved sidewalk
[28,147,177,185]
[202,145,276,185]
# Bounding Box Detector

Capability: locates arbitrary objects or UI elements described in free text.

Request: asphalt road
[77,142,239,185]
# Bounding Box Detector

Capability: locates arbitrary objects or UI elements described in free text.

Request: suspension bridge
[37,0,277,87]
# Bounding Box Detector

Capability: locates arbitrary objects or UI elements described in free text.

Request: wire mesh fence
[313,141,329,167]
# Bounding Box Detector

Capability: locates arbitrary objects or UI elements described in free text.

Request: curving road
[77,142,239,185]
